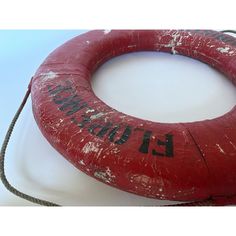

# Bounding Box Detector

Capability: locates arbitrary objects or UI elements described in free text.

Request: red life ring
[31,30,236,203]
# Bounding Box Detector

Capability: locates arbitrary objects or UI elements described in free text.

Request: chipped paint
[119,115,126,119]
[79,160,85,165]
[90,112,104,120]
[94,167,115,183]
[130,174,151,187]
[217,47,230,53]
[55,118,64,127]
[216,46,235,55]
[85,109,95,114]
[110,147,120,154]
[82,141,99,154]
[164,31,183,54]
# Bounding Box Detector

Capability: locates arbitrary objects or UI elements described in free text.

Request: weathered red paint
[31,30,236,204]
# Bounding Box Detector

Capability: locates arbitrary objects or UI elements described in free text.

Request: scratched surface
[31,30,236,203]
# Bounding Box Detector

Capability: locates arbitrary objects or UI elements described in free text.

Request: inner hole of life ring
[91,51,236,123]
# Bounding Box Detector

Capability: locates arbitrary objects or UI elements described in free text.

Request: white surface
[1,31,236,206]
[92,51,236,123]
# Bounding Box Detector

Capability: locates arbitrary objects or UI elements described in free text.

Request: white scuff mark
[119,115,126,119]
[130,174,150,187]
[164,31,182,55]
[103,30,111,34]
[110,147,120,154]
[82,141,99,154]
[86,40,90,44]
[85,109,95,114]
[216,144,225,154]
[182,130,189,143]
[55,118,64,127]
[128,44,136,48]
[216,46,234,55]
[71,127,83,134]
[80,138,84,142]
[106,167,115,178]
[40,71,58,81]
[96,148,103,158]
[159,188,163,192]
[94,171,107,182]
[224,135,236,150]
[217,47,230,53]
[90,112,104,120]
[79,160,85,166]
[200,148,206,157]
[94,167,115,183]
[229,141,236,150]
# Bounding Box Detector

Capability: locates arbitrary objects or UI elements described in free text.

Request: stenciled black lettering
[59,94,88,116]
[88,123,103,135]
[115,126,132,145]
[215,34,231,42]
[108,126,119,142]
[53,95,71,105]
[139,130,152,154]
[203,30,219,37]
[96,122,113,138]
[48,83,73,96]
[71,115,91,128]
[88,122,113,137]
[48,82,175,158]
[48,83,88,116]
[108,125,132,145]
[215,34,236,46]
[152,134,173,157]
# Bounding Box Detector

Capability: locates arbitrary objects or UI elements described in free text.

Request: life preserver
[31,30,236,204]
